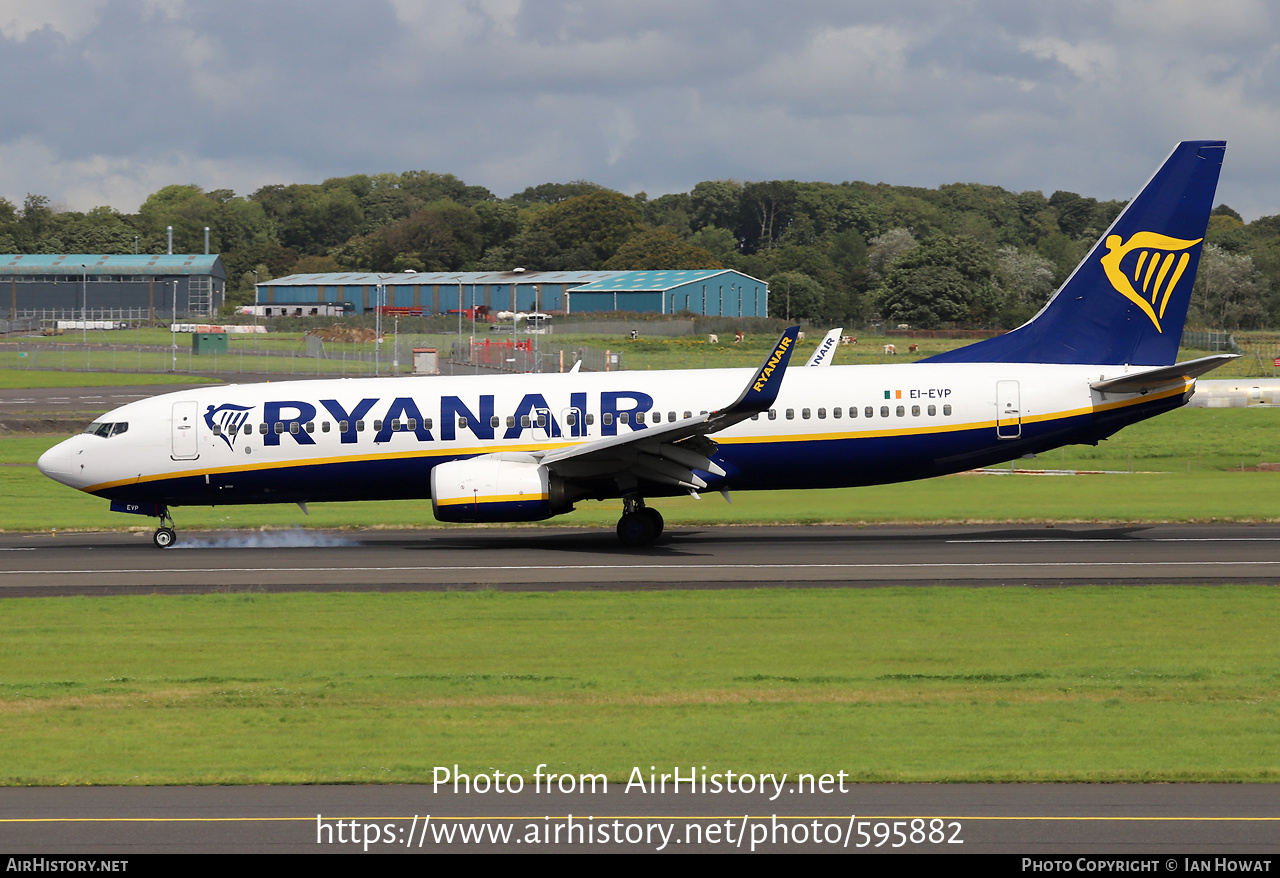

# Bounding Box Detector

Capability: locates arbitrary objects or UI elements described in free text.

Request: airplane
[38,140,1233,549]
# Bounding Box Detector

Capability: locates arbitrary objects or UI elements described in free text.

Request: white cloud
[0,138,303,213]
[1,1,1279,219]
[0,0,107,41]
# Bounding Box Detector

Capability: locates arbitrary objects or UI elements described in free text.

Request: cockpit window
[83,422,128,438]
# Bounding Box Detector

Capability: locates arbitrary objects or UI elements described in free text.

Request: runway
[1,523,1279,597]
[2,782,1277,854]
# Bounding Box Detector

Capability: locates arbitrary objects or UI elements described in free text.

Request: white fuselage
[37,361,1189,509]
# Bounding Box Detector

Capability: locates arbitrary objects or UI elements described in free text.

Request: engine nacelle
[431,454,573,523]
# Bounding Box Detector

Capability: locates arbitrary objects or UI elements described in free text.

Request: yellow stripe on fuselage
[81,382,1188,495]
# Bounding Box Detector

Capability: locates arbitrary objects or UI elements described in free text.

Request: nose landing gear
[152,507,177,549]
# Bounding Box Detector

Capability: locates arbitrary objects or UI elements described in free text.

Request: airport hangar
[2,254,227,319]
[253,269,770,317]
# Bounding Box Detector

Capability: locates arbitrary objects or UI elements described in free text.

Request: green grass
[1,587,1276,785]
[0,369,223,390]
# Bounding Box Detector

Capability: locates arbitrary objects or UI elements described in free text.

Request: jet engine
[430,453,574,523]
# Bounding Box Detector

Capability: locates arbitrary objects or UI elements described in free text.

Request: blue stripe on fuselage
[96,392,1182,508]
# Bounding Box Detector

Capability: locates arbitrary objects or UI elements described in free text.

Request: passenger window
[751,413,759,421]
[374,420,383,431]
[339,420,349,433]
[289,422,300,434]
[259,423,268,434]
[244,424,252,435]
[566,412,577,427]
[391,419,401,431]
[586,414,595,425]
[521,416,530,428]
[506,416,516,428]
[911,405,920,417]
[458,417,468,429]
[786,409,795,420]
[928,405,936,416]
[768,409,777,420]
[668,411,676,422]
[408,419,417,430]
[880,406,889,418]
[603,413,614,426]
[619,412,629,425]
[865,407,874,418]
[943,404,952,416]
[490,416,500,429]
[802,408,811,419]
[536,413,547,427]
[817,408,826,419]
[423,418,432,429]
[274,422,284,434]
[211,424,222,436]
[834,407,842,419]
[356,420,365,432]
[895,406,904,417]
[635,412,645,425]
[322,421,331,433]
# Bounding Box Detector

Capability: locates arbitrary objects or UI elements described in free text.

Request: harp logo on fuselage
[1099,231,1203,334]
[204,403,253,450]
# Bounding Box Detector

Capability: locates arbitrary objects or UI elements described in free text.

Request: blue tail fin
[924,140,1225,366]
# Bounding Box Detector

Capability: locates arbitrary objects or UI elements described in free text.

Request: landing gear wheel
[153,527,176,549]
[640,506,664,538]
[617,510,659,547]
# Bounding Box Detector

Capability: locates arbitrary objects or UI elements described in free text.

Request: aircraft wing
[1090,354,1238,394]
[536,326,801,491]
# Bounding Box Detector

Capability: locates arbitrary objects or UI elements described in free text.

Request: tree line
[1,170,1275,330]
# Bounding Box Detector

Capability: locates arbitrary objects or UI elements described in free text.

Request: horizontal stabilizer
[1091,355,1237,394]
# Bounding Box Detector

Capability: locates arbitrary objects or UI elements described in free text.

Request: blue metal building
[255,268,767,317]
[566,270,768,316]
[1,254,226,318]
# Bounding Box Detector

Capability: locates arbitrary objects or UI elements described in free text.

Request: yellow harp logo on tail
[1099,232,1202,333]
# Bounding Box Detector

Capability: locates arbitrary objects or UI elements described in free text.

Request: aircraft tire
[616,511,657,547]
[641,506,664,537]
[153,527,176,549]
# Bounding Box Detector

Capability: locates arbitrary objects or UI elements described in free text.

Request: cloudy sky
[1,0,1277,219]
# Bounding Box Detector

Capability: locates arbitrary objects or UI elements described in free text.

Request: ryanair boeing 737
[38,141,1233,548]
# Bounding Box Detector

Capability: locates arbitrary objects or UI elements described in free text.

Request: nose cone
[38,438,85,489]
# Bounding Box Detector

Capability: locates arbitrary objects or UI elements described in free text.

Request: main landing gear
[616,496,664,547]
[152,507,177,549]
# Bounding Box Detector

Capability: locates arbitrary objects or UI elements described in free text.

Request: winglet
[805,327,843,366]
[719,325,800,416]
